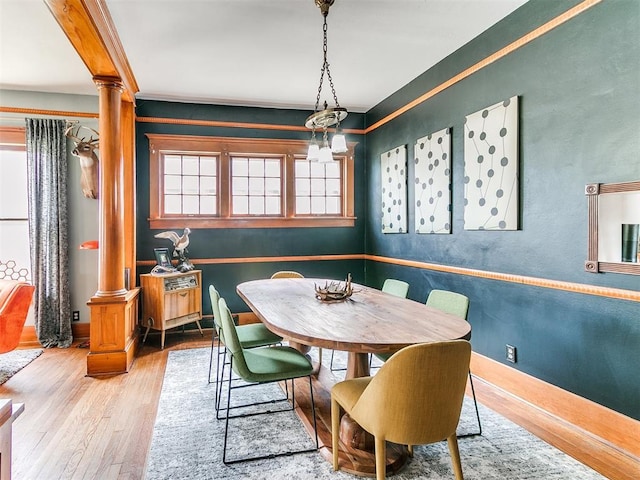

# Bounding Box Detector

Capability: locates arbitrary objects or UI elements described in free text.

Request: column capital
[93,76,125,92]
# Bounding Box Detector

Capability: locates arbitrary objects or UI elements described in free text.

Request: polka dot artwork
[414,127,451,234]
[463,96,519,230]
[381,145,407,233]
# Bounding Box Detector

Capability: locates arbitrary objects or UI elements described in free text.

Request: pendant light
[305,0,348,161]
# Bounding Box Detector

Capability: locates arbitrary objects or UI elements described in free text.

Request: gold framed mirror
[585,180,640,275]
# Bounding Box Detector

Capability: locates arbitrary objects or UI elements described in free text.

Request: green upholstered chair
[331,278,409,371]
[331,340,472,480]
[218,297,318,464]
[207,285,282,413]
[425,290,481,436]
[381,278,409,298]
[426,289,469,319]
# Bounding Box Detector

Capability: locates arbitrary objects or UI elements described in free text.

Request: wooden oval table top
[237,277,471,355]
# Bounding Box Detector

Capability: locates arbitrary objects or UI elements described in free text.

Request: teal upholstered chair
[375,289,481,437]
[218,297,318,464]
[207,285,283,413]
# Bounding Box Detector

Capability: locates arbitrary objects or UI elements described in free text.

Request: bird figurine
[154,228,194,272]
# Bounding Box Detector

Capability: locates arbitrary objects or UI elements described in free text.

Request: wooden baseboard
[471,352,640,479]
[19,323,90,347]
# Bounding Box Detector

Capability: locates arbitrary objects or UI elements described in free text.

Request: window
[163,154,217,215]
[231,156,281,216]
[295,158,342,215]
[0,127,31,281]
[147,134,355,229]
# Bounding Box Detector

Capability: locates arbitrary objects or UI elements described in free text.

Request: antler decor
[315,273,353,302]
[65,121,100,199]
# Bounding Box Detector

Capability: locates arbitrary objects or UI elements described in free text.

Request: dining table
[236,277,472,476]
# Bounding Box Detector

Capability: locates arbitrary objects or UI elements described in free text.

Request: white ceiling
[0,0,528,113]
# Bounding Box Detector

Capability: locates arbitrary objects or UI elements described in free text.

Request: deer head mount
[65,122,99,199]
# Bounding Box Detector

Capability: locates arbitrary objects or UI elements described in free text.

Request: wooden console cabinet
[140,270,203,349]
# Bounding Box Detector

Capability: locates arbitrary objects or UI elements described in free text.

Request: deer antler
[65,122,100,150]
[65,121,100,199]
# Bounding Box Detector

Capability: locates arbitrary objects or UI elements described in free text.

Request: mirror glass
[598,191,640,263]
[586,180,640,275]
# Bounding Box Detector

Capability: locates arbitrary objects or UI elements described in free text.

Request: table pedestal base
[289,362,409,477]
[333,414,408,477]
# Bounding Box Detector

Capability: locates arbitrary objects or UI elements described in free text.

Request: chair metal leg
[207,329,217,384]
[457,370,482,438]
[215,344,290,419]
[330,349,346,372]
[222,357,319,464]
[215,343,228,416]
[216,351,290,419]
[308,375,319,449]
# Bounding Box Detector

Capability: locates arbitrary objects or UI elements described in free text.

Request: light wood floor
[0,331,634,480]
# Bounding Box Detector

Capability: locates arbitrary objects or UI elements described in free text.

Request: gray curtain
[26,118,72,348]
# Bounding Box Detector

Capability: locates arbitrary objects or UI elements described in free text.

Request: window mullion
[284,153,295,218]
[219,149,231,218]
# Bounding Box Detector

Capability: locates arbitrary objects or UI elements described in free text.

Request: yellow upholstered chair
[270,270,325,367]
[271,270,304,279]
[331,340,471,480]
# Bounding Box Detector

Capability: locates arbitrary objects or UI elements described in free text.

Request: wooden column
[121,100,137,286]
[95,77,126,297]
[86,77,140,377]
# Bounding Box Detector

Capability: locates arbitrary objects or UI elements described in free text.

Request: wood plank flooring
[0,331,635,479]
[0,332,209,480]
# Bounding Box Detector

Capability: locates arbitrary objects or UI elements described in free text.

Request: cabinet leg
[195,319,204,336]
[161,330,166,350]
[142,322,152,344]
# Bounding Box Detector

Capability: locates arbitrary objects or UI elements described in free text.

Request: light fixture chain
[322,13,341,109]
[314,12,340,112]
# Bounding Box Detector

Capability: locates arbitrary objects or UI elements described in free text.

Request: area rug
[0,348,43,385]
[145,347,604,480]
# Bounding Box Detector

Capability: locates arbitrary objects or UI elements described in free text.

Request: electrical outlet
[72,310,80,322]
[506,344,517,363]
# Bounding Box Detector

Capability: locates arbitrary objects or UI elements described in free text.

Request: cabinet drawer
[164,288,200,319]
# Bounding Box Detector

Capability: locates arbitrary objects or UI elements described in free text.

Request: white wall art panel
[414,128,451,234]
[381,145,407,233]
[464,96,519,230]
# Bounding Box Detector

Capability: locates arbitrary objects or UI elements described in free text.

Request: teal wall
[135,0,640,419]
[135,101,366,317]
[364,0,640,419]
